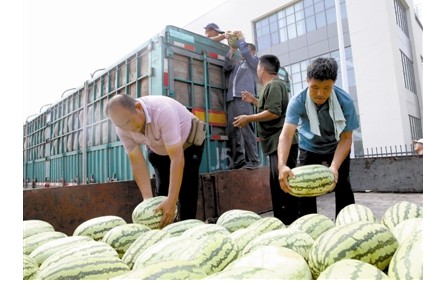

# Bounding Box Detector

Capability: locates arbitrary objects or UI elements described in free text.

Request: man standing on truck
[224,30,260,170]
[106,94,206,228]
[204,23,226,42]
[277,57,359,218]
[233,54,300,225]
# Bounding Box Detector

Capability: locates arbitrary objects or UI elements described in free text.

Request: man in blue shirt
[278,57,359,218]
[224,31,259,169]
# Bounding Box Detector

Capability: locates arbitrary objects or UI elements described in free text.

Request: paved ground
[262,192,423,222]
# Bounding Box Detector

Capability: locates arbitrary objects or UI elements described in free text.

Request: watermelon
[381,201,423,230]
[391,217,423,244]
[23,220,55,239]
[317,259,390,280]
[230,216,286,254]
[288,213,334,240]
[23,254,39,280]
[205,266,280,279]
[132,196,178,229]
[72,215,127,241]
[308,221,399,279]
[162,219,205,237]
[178,233,240,275]
[113,259,207,280]
[225,245,312,280]
[133,236,195,270]
[23,231,68,255]
[121,229,171,269]
[29,235,93,265]
[36,255,130,280]
[181,223,230,240]
[39,240,119,273]
[388,229,422,280]
[335,204,377,226]
[101,223,150,258]
[287,164,335,197]
[216,209,261,232]
[242,228,314,261]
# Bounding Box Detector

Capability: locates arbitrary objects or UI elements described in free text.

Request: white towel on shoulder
[305,88,346,141]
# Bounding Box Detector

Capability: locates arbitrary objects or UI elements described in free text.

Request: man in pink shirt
[106,94,205,228]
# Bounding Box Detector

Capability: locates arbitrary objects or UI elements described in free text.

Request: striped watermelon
[205,266,279,279]
[242,228,314,261]
[162,219,205,237]
[225,245,312,280]
[308,221,399,279]
[121,229,171,269]
[216,209,261,232]
[23,231,68,255]
[114,259,207,280]
[23,254,38,280]
[391,217,423,244]
[36,255,130,280]
[133,236,195,270]
[101,223,150,258]
[23,220,55,239]
[178,233,240,275]
[287,164,335,197]
[29,235,93,265]
[388,229,422,280]
[230,216,286,253]
[39,240,119,273]
[317,259,390,280]
[288,213,334,240]
[381,201,423,230]
[181,223,230,240]
[335,204,377,226]
[132,196,178,229]
[72,215,126,241]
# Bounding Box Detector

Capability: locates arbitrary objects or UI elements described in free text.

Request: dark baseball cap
[203,23,224,34]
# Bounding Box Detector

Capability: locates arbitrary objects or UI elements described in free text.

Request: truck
[23,25,291,234]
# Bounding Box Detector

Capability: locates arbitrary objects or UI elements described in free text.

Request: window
[409,115,422,141]
[400,50,417,94]
[394,0,409,37]
[255,0,348,50]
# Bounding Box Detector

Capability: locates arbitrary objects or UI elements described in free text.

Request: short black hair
[259,54,280,75]
[246,43,256,51]
[306,57,338,81]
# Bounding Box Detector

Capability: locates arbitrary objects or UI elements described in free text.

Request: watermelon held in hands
[287,164,335,197]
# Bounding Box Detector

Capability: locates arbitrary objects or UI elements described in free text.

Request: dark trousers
[298,149,355,217]
[268,144,302,225]
[147,143,205,220]
[226,98,259,168]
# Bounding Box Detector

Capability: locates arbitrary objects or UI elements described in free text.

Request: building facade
[185,0,423,156]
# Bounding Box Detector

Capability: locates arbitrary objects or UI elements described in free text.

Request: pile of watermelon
[23,196,423,280]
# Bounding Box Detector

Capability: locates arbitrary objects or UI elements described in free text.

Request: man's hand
[241,90,257,105]
[278,165,295,193]
[329,166,339,192]
[154,197,177,229]
[233,115,250,128]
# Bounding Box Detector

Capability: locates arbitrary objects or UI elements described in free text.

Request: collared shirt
[115,96,194,156]
[285,86,359,154]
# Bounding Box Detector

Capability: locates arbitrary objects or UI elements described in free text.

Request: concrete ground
[262,192,423,222]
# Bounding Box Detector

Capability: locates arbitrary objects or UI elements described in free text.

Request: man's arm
[277,123,297,193]
[233,110,279,128]
[330,131,353,183]
[128,145,153,200]
[210,34,226,42]
[155,142,185,228]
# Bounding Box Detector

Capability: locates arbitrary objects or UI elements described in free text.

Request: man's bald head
[105,94,137,117]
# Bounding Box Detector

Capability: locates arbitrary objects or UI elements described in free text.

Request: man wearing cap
[413,138,423,155]
[204,23,226,42]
